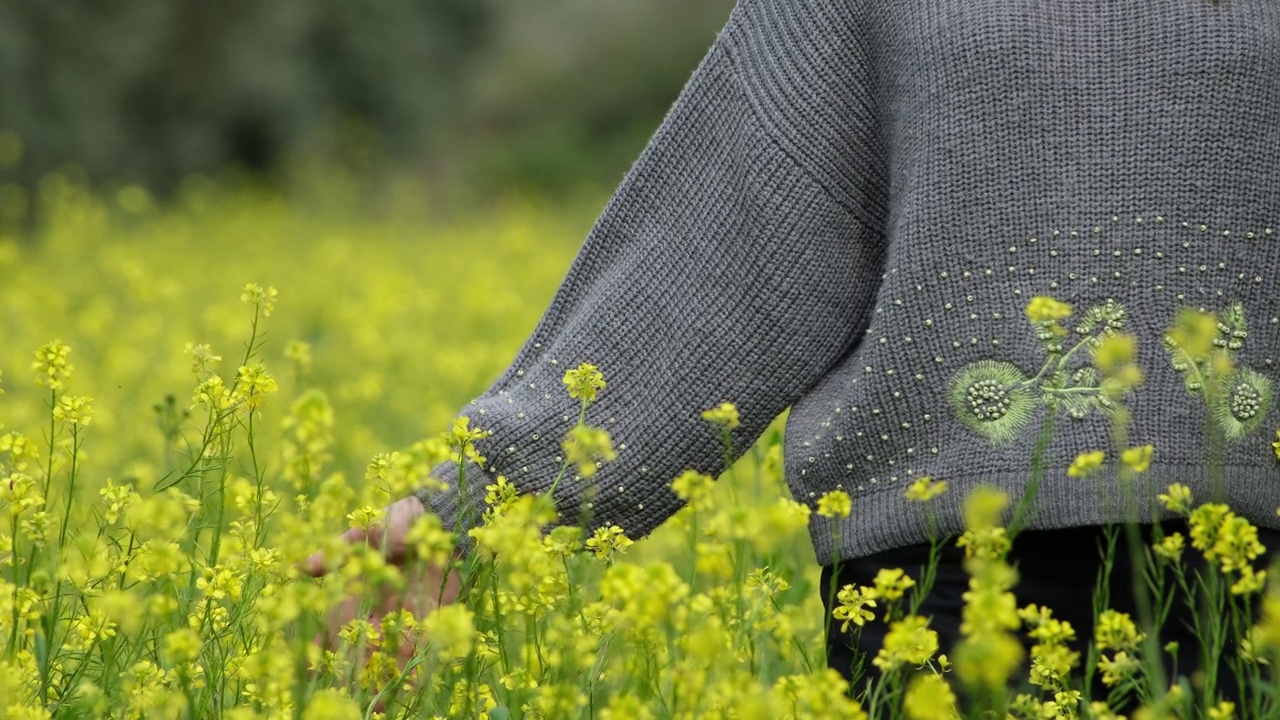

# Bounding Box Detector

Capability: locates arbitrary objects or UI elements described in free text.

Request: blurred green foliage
[0,0,734,200]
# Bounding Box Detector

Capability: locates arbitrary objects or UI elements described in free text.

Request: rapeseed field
[2,175,1280,719]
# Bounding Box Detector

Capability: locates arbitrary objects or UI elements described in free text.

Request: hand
[304,496,464,676]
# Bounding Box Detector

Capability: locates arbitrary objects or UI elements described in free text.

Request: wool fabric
[417,0,1280,564]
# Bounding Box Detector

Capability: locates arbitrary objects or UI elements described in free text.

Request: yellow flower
[1025,296,1073,323]
[1273,429,1280,461]
[1154,532,1185,562]
[1052,690,1083,716]
[483,475,519,515]
[420,605,475,661]
[283,340,312,375]
[1021,607,1076,647]
[1097,651,1141,687]
[1093,332,1136,370]
[562,362,606,402]
[163,629,202,666]
[700,402,740,430]
[1120,444,1154,474]
[769,670,868,720]
[600,561,689,629]
[1189,503,1232,554]
[542,526,583,558]
[1158,483,1193,514]
[184,342,222,379]
[670,470,715,512]
[1089,701,1125,720]
[1093,333,1144,390]
[586,525,634,561]
[1231,567,1267,596]
[345,506,384,533]
[196,565,244,602]
[963,486,1009,530]
[1211,515,1265,573]
[301,689,362,720]
[1166,308,1219,361]
[562,425,616,479]
[53,395,95,427]
[445,416,491,465]
[816,490,852,518]
[1207,700,1236,720]
[872,568,917,603]
[874,615,940,671]
[233,363,278,411]
[903,673,958,720]
[192,376,234,411]
[1095,609,1143,652]
[99,478,136,524]
[1029,643,1080,690]
[0,432,39,472]
[905,477,948,502]
[1067,450,1106,478]
[32,340,73,391]
[240,283,278,317]
[832,585,878,631]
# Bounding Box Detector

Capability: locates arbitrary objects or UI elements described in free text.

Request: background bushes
[0,0,734,198]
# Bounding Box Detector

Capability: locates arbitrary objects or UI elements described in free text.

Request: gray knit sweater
[418,0,1280,565]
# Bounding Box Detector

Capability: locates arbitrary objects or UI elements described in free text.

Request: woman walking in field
[310,0,1280,711]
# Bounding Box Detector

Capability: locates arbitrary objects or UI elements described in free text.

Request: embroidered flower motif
[949,297,1130,445]
[947,360,1037,444]
[1164,301,1273,441]
[1213,367,1273,440]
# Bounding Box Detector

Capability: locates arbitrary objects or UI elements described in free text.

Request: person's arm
[421,0,886,546]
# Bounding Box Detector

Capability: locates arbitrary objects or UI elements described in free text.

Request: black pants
[821,521,1280,708]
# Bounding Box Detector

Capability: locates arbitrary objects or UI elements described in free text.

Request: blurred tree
[440,0,735,194]
[0,0,733,200]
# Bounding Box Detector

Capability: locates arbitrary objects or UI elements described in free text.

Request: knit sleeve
[417,0,887,544]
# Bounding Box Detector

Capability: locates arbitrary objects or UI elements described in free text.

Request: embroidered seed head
[1212,367,1273,440]
[947,360,1036,444]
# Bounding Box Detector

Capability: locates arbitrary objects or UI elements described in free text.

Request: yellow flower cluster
[32,340,73,391]
[1186,503,1268,594]
[816,489,852,519]
[1025,295,1074,323]
[5,181,1280,719]
[1067,450,1106,478]
[953,488,1023,695]
[1019,604,1079,691]
[561,362,606,402]
[700,401,741,430]
[905,476,947,503]
[561,425,616,479]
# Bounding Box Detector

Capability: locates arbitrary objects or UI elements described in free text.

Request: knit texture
[418,0,1280,566]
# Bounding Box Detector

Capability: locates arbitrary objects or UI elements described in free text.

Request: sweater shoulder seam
[719,30,865,224]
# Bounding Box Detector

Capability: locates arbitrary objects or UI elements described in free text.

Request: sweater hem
[807,462,1280,566]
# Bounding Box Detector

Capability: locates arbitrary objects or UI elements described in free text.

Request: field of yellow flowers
[3,174,1280,719]
[0,175,832,719]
